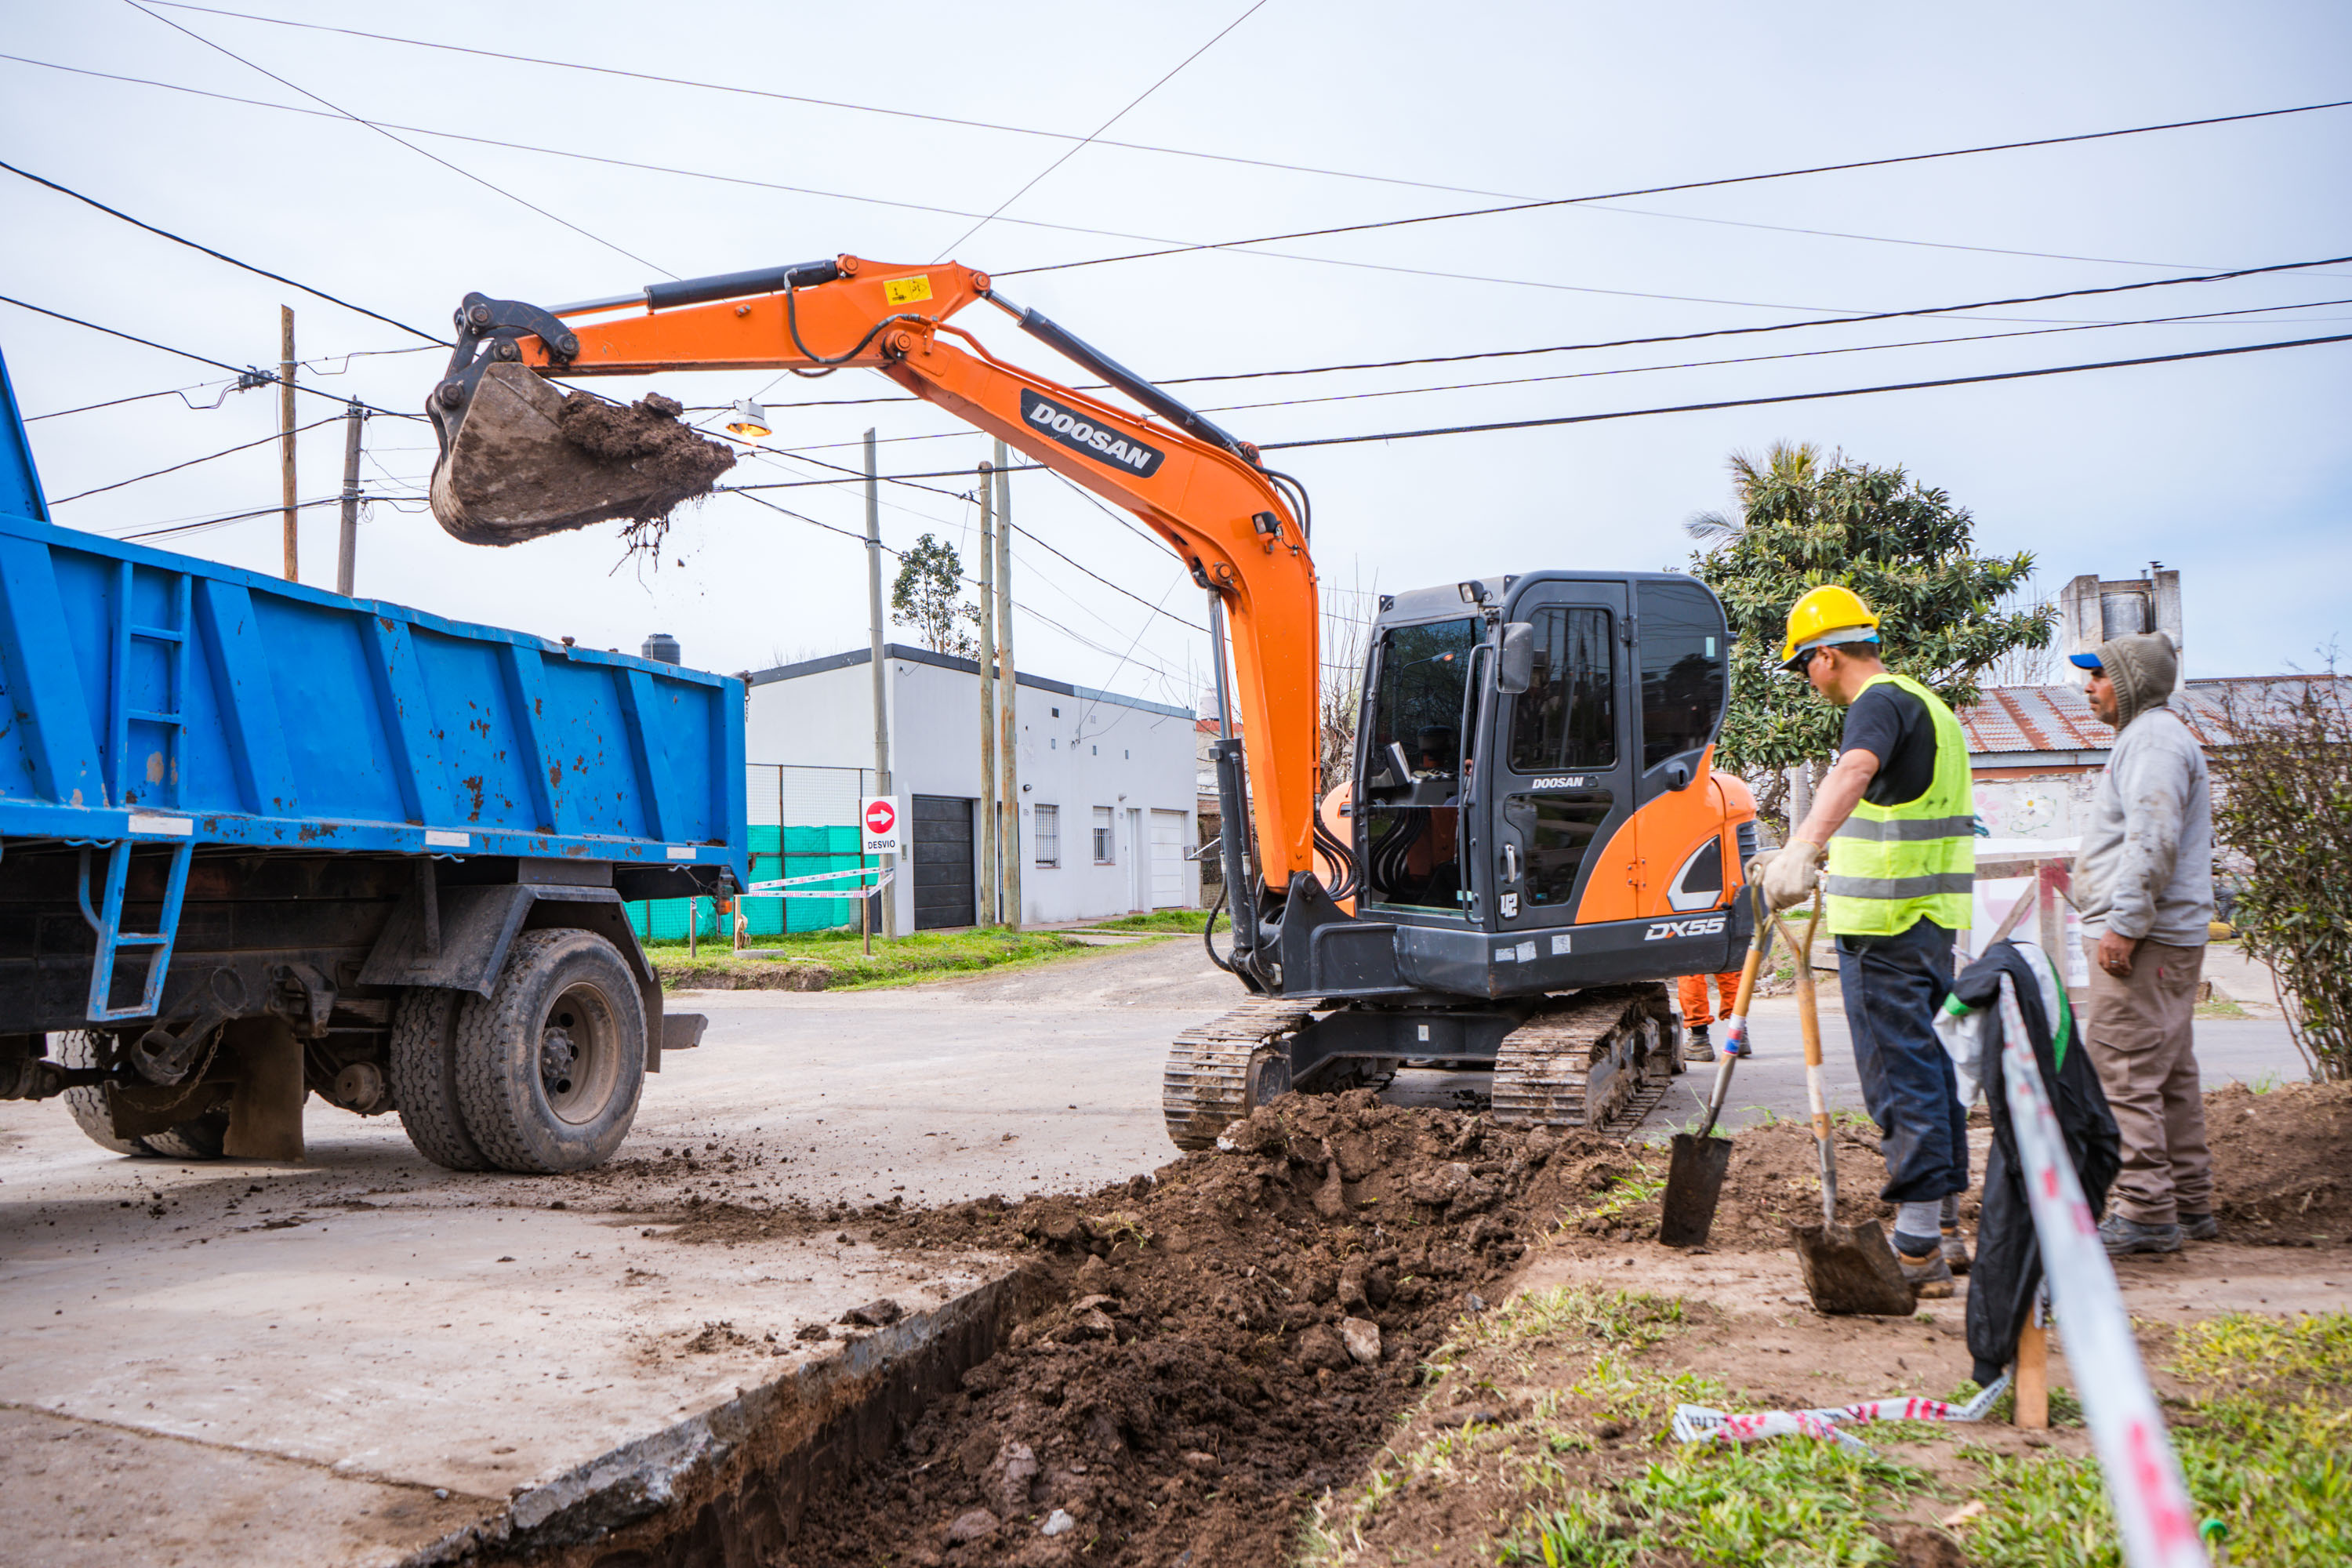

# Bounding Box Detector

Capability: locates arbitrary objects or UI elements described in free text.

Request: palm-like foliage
[1689,446,2051,774]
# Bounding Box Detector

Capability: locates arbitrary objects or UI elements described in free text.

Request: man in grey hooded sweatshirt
[2070,630,2216,1254]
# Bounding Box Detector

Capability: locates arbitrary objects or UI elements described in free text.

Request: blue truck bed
[0,346,745,1171]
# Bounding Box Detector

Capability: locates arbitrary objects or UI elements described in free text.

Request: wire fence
[626,763,873,941]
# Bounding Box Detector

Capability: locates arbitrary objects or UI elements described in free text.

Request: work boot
[2098,1214,2183,1254]
[2178,1211,2220,1241]
[1686,1024,1715,1063]
[1940,1226,1973,1275]
[1896,1244,1955,1299]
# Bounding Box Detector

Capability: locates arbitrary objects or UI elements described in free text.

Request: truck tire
[390,988,492,1171]
[452,929,646,1174]
[54,1031,147,1156]
[52,1031,230,1158]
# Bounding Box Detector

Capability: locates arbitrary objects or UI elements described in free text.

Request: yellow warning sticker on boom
[884,276,934,306]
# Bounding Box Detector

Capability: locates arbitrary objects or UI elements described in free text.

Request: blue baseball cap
[2067,651,2104,671]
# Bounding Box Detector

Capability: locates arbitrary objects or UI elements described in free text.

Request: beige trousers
[2085,938,2212,1225]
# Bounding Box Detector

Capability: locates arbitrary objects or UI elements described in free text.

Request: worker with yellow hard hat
[1749,585,1976,1297]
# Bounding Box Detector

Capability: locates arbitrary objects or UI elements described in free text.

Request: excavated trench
[434,1092,1632,1568]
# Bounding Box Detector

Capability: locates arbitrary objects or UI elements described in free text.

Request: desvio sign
[861,796,905,855]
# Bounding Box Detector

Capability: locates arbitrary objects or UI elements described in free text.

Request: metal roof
[1960,677,2340,757]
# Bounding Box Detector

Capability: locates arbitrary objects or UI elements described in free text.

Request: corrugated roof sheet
[1960,676,2341,756]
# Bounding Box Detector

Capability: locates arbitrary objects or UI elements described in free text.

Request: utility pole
[278,307,297,582]
[865,430,895,939]
[976,461,998,925]
[334,400,365,597]
[994,441,1020,931]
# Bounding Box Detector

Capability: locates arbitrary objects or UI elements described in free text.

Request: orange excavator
[424,255,1757,1148]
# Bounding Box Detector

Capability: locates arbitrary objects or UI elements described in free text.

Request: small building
[744,644,1200,930]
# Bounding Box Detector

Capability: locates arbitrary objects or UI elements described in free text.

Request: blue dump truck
[0,349,746,1171]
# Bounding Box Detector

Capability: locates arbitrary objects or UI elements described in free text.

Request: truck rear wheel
[453,929,645,1174]
[390,988,492,1171]
[52,1031,230,1158]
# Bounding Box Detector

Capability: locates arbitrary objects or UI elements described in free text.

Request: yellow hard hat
[1780,585,1881,668]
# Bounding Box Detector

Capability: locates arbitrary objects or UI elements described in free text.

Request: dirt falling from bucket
[554,391,735,555]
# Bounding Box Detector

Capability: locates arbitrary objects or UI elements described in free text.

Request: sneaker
[1940,1227,1973,1275]
[2178,1211,2220,1241]
[2098,1214,2183,1254]
[1686,1024,1715,1063]
[1896,1245,1956,1299]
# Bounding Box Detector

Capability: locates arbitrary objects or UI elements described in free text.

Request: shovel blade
[1657,1132,1733,1247]
[430,363,731,545]
[1789,1218,1917,1316]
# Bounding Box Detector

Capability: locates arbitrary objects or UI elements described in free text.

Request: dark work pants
[1835,916,1969,1204]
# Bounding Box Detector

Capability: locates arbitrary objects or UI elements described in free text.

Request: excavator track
[1492,983,1679,1134]
[1161,998,1316,1151]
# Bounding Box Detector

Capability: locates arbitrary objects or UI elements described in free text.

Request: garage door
[1150,810,1187,908]
[912,794,977,930]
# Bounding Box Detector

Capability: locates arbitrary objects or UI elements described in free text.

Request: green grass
[1054,906,1214,933]
[643,927,1102,989]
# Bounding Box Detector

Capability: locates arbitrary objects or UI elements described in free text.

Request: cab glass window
[1508,608,1614,772]
[1636,579,1726,769]
[1368,618,1479,779]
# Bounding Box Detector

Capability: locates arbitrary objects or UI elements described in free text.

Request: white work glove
[1748,839,1824,913]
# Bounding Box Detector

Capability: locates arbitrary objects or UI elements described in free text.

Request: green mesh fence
[627,823,869,941]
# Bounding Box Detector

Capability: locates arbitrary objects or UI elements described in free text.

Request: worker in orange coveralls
[1679,970,1740,1062]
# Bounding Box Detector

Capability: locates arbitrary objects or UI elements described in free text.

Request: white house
[744,644,1200,929]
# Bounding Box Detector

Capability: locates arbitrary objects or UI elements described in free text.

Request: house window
[1093,807,1115,863]
[1034,804,1060,867]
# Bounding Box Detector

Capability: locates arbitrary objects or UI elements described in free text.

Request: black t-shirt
[1839,681,1938,808]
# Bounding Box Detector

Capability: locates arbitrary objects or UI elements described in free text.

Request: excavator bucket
[428,362,736,546]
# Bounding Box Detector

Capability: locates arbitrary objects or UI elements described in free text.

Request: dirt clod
[551,390,734,550]
[841,1297,905,1327]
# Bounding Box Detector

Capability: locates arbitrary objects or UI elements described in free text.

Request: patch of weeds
[1572,1351,1729,1437]
[1501,1495,1637,1566]
[1958,1311,2352,1566]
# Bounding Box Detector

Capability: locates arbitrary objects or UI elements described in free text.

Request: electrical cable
[930,0,1269,260]
[0,291,426,419]
[1251,328,2352,453]
[0,157,446,343]
[46,414,341,504]
[1008,521,1207,633]
[25,379,233,421]
[116,492,346,541]
[123,0,678,278]
[114,12,2352,285]
[999,96,2352,278]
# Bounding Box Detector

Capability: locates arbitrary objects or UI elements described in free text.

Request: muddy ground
[547,1079,2350,1566]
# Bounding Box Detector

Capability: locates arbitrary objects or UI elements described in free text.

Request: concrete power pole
[976,462,998,925]
[865,430,895,938]
[994,441,1019,930]
[334,400,365,597]
[278,307,297,582]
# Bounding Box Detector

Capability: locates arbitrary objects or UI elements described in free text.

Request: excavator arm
[426,255,1325,917]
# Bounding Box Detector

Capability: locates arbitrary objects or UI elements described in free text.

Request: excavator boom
[426,255,1323,901]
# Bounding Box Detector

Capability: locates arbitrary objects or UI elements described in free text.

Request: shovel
[1780,902,1917,1316]
[1657,884,1773,1247]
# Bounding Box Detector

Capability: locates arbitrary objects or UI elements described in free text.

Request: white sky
[5,0,2348,713]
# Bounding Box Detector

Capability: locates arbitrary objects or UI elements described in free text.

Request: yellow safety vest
[1824,672,1976,937]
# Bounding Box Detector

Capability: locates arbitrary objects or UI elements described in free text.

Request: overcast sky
[5,1,2347,727]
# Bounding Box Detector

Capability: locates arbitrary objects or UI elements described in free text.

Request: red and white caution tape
[1673,1374,2010,1453]
[740,866,894,899]
[1991,971,2208,1568]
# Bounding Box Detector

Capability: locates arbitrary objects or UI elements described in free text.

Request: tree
[1688,447,2053,780]
[889,533,979,659]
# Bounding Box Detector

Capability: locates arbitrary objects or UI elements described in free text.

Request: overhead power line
[931,0,1269,259]
[0,157,445,343]
[999,96,2352,278]
[125,0,677,278]
[47,414,341,504]
[0,292,425,420]
[118,9,2352,285]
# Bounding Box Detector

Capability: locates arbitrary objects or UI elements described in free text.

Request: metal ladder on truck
[77,560,196,1023]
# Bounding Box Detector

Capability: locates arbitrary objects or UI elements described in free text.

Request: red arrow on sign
[864,799,897,834]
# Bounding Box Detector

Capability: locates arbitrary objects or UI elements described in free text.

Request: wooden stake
[2016,1317,2050,1429]
[278,306,297,581]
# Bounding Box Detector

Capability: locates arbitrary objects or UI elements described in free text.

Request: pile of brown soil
[2206,1078,2351,1240]
[716,1091,1621,1567]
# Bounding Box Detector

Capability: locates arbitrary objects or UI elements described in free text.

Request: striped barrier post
[1992,971,2208,1568]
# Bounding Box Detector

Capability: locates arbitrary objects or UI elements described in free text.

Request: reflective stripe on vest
[1824,671,1975,937]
